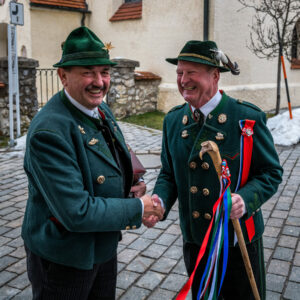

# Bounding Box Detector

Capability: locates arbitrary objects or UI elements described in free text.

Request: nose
[180,72,188,85]
[94,72,104,86]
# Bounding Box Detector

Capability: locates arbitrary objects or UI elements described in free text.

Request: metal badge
[215,132,224,140]
[218,114,227,124]
[78,125,85,134]
[182,115,188,125]
[88,138,99,145]
[181,130,189,138]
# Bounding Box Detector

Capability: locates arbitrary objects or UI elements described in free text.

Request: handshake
[141,194,165,228]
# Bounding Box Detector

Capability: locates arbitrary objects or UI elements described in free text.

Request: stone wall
[0,57,39,137]
[108,58,161,119]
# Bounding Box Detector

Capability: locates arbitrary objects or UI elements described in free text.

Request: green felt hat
[53,26,117,68]
[166,40,230,72]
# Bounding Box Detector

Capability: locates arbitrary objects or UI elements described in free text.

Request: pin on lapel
[215,132,224,140]
[78,125,86,134]
[88,138,99,145]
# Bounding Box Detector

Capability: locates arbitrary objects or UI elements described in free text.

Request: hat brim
[53,57,117,68]
[166,57,229,72]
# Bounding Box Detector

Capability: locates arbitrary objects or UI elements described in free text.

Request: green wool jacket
[153,92,283,246]
[22,91,142,270]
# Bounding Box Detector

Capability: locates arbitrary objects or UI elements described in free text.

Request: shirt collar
[64,89,99,119]
[191,90,222,117]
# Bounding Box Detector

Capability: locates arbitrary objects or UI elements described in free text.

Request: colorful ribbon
[176,160,232,300]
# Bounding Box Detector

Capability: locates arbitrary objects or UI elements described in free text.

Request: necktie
[194,108,204,127]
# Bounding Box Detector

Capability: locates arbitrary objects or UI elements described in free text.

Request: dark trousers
[183,237,266,300]
[25,245,117,300]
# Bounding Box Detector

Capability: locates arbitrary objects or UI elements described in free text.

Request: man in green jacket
[152,41,283,299]
[22,26,163,299]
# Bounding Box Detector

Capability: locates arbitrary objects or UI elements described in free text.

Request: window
[291,19,300,69]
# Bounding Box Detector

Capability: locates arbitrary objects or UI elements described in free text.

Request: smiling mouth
[86,86,105,94]
[183,87,195,91]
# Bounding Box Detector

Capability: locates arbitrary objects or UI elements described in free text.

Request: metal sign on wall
[9,1,24,26]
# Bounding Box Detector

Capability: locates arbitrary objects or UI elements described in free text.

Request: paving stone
[155,233,178,246]
[0,245,15,258]
[116,270,140,290]
[117,244,126,254]
[141,228,163,240]
[273,247,294,262]
[136,270,165,290]
[6,237,23,248]
[294,253,300,266]
[268,259,290,276]
[147,288,176,300]
[151,257,177,273]
[172,258,188,276]
[289,208,300,217]
[0,256,18,271]
[0,236,11,246]
[278,235,298,249]
[0,285,20,299]
[118,249,140,264]
[116,288,125,299]
[283,281,300,300]
[6,258,27,275]
[0,271,17,286]
[117,262,126,273]
[0,226,12,235]
[128,237,152,251]
[142,243,167,259]
[162,245,182,260]
[266,218,284,228]
[126,256,154,273]
[12,285,32,299]
[263,237,277,249]
[275,202,291,211]
[119,233,139,246]
[3,227,21,239]
[266,273,285,293]
[7,272,30,290]
[174,236,183,247]
[9,246,26,259]
[119,286,151,300]
[286,216,300,226]
[289,266,300,283]
[160,273,187,292]
[271,210,288,219]
[264,248,273,263]
[165,224,181,235]
[153,219,173,230]
[5,217,24,229]
[266,290,281,300]
[282,225,300,237]
[264,226,281,238]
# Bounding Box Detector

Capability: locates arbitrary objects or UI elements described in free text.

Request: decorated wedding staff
[149,40,283,299]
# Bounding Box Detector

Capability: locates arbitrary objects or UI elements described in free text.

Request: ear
[57,68,68,87]
[213,68,220,83]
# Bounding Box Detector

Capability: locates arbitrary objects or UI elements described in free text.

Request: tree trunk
[275,53,281,115]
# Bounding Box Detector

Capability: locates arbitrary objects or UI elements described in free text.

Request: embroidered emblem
[242,127,254,137]
[182,115,188,125]
[215,132,224,140]
[208,114,213,119]
[218,114,227,124]
[78,125,85,134]
[88,138,99,145]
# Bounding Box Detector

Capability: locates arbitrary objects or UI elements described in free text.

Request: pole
[280,55,293,119]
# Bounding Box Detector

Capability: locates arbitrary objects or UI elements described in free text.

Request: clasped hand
[141,194,164,228]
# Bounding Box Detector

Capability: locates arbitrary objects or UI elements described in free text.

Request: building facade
[1,0,299,112]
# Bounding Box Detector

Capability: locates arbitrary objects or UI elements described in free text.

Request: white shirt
[191,90,222,117]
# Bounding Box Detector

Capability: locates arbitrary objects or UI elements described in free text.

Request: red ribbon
[241,120,256,242]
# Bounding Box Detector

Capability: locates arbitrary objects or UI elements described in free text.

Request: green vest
[153,92,283,246]
[22,91,142,270]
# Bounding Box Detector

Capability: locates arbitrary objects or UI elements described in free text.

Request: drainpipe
[203,0,209,41]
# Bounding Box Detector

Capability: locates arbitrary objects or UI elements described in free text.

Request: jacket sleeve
[27,130,142,232]
[237,111,283,218]
[153,117,178,218]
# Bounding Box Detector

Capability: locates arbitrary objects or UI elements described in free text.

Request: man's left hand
[230,193,246,219]
[130,181,146,198]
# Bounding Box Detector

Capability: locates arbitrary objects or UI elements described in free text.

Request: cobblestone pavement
[0,122,299,299]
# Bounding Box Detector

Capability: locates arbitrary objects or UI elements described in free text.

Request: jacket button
[189,162,197,169]
[132,225,137,229]
[203,188,210,196]
[192,211,200,219]
[204,213,212,220]
[125,226,130,230]
[190,186,198,194]
[97,175,106,184]
[201,162,209,170]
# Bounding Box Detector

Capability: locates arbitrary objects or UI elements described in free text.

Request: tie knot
[194,109,204,124]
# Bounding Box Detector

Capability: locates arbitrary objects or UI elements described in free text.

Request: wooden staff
[199,140,260,300]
